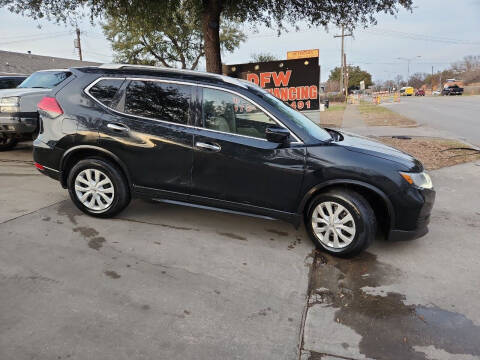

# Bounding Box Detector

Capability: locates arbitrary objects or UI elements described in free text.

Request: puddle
[57,201,80,225]
[306,251,480,359]
[104,270,121,279]
[72,226,106,250]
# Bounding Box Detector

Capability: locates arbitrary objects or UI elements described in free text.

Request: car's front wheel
[306,189,376,256]
[67,158,130,218]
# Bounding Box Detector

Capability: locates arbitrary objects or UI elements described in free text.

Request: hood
[0,87,51,97]
[333,130,423,171]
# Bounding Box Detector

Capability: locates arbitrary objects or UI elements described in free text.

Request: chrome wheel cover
[74,169,115,211]
[311,201,356,249]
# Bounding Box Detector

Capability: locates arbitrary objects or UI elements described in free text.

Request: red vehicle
[415,89,425,96]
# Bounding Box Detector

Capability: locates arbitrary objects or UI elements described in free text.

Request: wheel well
[60,149,131,189]
[304,183,392,236]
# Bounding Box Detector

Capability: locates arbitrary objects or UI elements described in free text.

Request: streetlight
[397,56,421,84]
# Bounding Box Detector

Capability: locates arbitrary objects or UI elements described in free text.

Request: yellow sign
[287,49,319,60]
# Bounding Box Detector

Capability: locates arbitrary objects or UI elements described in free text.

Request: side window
[0,79,8,89]
[88,79,124,106]
[202,88,277,139]
[124,80,190,125]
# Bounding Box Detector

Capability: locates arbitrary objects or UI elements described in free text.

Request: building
[0,50,100,75]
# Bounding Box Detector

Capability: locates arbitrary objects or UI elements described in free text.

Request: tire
[67,158,130,218]
[0,133,17,151]
[305,189,376,257]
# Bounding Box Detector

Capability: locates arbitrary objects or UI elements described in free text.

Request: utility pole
[431,66,434,93]
[344,53,348,97]
[397,56,421,84]
[75,27,83,61]
[334,25,352,97]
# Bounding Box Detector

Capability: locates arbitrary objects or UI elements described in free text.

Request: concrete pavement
[301,161,480,359]
[1,143,480,360]
[0,145,312,360]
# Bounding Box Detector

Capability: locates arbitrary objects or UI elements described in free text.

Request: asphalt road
[383,95,480,146]
[1,144,480,360]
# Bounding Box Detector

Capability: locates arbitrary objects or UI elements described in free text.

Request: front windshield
[18,71,70,89]
[248,85,332,142]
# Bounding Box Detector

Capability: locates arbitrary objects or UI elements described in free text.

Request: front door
[97,78,195,195]
[191,86,305,214]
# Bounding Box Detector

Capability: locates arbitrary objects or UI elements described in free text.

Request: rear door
[191,86,305,214]
[95,78,195,195]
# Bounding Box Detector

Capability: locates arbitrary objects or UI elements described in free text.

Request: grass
[358,102,417,127]
[319,102,346,127]
[375,136,480,170]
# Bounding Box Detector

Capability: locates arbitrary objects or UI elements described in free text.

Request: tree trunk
[202,0,222,74]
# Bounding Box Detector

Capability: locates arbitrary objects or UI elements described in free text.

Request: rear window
[124,80,191,125]
[88,79,124,106]
[18,71,71,89]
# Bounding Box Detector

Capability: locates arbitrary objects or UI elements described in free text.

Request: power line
[0,32,71,46]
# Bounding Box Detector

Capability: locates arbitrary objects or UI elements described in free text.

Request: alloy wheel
[74,169,115,211]
[311,201,356,249]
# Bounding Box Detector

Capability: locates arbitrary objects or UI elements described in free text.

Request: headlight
[400,171,433,189]
[0,96,20,113]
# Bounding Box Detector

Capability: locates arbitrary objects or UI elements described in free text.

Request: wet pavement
[1,143,480,359]
[301,161,480,360]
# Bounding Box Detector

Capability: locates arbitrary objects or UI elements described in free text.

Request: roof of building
[0,50,100,76]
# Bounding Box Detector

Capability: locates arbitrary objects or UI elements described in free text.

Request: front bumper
[387,187,436,241]
[0,114,37,135]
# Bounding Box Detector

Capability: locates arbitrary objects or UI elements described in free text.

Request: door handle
[196,142,221,152]
[107,123,129,132]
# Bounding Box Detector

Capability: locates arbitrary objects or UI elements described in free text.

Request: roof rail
[98,63,248,88]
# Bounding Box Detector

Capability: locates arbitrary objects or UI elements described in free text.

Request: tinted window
[18,71,71,89]
[246,83,331,142]
[0,77,24,89]
[89,79,124,106]
[125,80,191,125]
[202,88,277,139]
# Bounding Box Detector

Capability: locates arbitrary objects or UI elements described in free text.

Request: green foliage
[102,3,245,69]
[250,52,278,63]
[0,0,413,73]
[328,66,373,90]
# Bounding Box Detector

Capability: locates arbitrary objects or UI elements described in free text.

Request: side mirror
[265,126,290,144]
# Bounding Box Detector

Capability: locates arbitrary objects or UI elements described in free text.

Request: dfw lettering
[246,71,318,102]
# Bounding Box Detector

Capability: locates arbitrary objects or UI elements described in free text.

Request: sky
[0,0,479,83]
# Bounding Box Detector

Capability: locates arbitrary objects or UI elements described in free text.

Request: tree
[102,5,245,69]
[328,66,372,91]
[407,72,427,89]
[250,52,278,63]
[0,0,413,74]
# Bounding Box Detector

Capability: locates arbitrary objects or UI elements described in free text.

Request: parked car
[442,85,463,96]
[432,90,441,96]
[33,65,435,256]
[0,75,27,89]
[400,86,414,96]
[415,89,425,96]
[0,69,71,150]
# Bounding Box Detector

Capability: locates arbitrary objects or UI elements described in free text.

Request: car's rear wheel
[67,158,130,218]
[0,133,17,151]
[306,189,376,257]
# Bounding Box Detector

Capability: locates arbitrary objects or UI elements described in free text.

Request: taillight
[38,96,63,117]
[34,162,45,171]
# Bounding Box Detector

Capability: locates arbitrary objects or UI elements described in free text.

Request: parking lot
[1,143,480,360]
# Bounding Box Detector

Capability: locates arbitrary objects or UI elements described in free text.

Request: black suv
[33,65,435,256]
